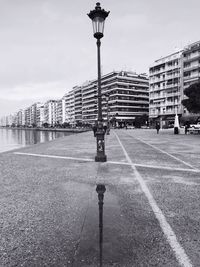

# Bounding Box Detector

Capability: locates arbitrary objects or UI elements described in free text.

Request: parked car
[189,122,200,129]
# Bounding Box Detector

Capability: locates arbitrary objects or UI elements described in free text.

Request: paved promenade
[1,129,200,266]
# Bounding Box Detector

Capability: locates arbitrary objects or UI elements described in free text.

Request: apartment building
[0,116,7,126]
[2,71,149,128]
[149,40,200,126]
[36,103,45,127]
[82,80,97,123]
[149,51,183,127]
[24,108,31,127]
[56,99,63,125]
[183,41,200,88]
[74,86,83,124]
[64,90,75,125]
[81,71,149,125]
[16,109,23,126]
[182,41,200,115]
[44,100,57,126]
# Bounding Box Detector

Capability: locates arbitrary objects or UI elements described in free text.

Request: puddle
[96,184,106,267]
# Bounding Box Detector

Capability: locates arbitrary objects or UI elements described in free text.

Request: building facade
[74,86,83,124]
[82,80,97,123]
[81,71,149,126]
[36,103,45,127]
[182,41,200,115]
[1,71,149,128]
[64,90,75,125]
[149,40,200,127]
[44,100,58,126]
[149,51,183,127]
[56,99,63,125]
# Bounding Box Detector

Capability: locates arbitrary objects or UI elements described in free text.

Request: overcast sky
[0,0,200,117]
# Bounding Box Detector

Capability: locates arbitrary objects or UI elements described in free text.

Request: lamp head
[88,2,110,39]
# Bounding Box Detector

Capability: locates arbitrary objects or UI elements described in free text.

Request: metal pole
[97,39,102,122]
[95,39,107,162]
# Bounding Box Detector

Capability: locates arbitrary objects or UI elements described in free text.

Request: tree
[42,122,49,128]
[182,82,200,113]
[134,114,149,128]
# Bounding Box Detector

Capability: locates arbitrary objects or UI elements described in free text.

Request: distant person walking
[156,122,160,134]
[103,123,107,134]
[92,123,97,137]
[185,121,190,135]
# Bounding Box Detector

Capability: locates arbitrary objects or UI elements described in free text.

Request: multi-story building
[6,114,15,126]
[36,103,45,127]
[81,71,149,125]
[182,41,200,115]
[64,90,75,125]
[56,99,63,125]
[61,96,66,124]
[149,51,183,127]
[0,116,7,126]
[30,104,36,126]
[149,40,200,126]
[74,86,83,124]
[82,80,97,123]
[44,100,58,126]
[16,109,23,126]
[1,71,149,128]
[25,107,31,126]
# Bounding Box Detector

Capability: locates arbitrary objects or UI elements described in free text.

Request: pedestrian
[185,121,190,135]
[92,123,97,137]
[103,123,107,134]
[156,122,160,134]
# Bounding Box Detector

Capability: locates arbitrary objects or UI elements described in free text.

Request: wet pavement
[0,129,200,266]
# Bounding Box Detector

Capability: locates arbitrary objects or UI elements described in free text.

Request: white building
[44,100,58,126]
[182,41,200,116]
[64,90,75,125]
[0,116,7,126]
[36,103,45,127]
[149,51,183,127]
[149,40,200,126]
[81,71,149,125]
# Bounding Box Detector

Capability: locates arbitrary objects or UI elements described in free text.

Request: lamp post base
[95,154,107,162]
[95,127,107,162]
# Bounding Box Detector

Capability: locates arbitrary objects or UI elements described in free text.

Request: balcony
[183,53,200,62]
[165,74,180,80]
[165,83,179,89]
[166,92,180,98]
[184,64,200,71]
[183,74,200,82]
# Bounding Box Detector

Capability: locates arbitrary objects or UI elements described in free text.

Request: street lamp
[88,2,110,162]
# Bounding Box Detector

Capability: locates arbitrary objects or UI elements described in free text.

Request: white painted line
[14,152,200,176]
[107,160,130,166]
[114,132,193,267]
[14,152,129,165]
[14,152,94,162]
[132,134,196,170]
[134,163,200,173]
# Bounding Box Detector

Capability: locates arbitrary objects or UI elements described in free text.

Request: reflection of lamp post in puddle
[96,184,106,267]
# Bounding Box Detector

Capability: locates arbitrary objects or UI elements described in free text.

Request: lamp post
[88,2,110,162]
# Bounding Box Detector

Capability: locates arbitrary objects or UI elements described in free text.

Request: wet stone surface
[0,129,200,266]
